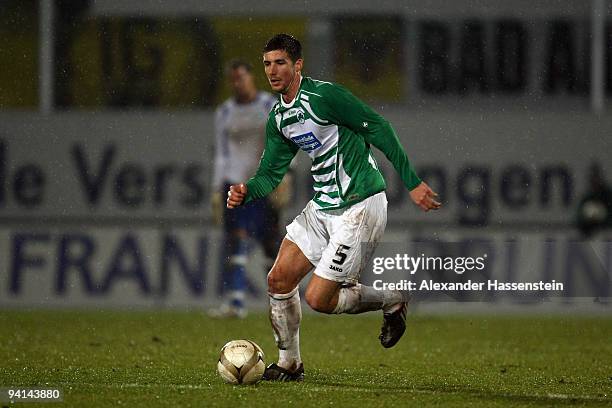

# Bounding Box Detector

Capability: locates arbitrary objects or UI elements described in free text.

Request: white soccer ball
[217,340,265,385]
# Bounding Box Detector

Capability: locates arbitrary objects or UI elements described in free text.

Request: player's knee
[267,267,293,294]
[304,287,334,314]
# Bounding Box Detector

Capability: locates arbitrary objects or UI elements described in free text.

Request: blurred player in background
[226,34,440,380]
[210,59,293,318]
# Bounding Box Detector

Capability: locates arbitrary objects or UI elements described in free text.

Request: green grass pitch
[0,310,611,407]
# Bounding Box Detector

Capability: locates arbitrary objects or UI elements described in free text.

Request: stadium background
[0,0,610,311]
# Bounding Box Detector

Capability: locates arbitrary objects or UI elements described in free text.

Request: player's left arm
[319,84,440,211]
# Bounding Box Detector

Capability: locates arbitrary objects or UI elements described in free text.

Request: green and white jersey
[244,76,421,210]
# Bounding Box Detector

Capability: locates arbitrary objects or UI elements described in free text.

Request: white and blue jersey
[213,92,277,191]
[212,91,280,304]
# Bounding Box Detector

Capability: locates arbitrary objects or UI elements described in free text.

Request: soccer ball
[217,340,265,385]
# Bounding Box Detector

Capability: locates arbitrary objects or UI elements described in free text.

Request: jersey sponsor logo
[290,132,322,152]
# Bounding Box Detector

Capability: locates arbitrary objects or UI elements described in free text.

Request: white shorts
[285,192,387,284]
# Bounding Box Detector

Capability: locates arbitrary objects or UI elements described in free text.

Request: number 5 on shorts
[332,244,351,265]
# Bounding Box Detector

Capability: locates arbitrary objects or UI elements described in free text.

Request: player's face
[263,50,303,94]
[229,67,256,100]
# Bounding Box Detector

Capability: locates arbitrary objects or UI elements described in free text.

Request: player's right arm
[227,111,298,208]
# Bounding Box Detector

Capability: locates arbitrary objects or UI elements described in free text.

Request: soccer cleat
[262,363,304,382]
[379,302,407,348]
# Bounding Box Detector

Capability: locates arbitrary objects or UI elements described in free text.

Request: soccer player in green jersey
[226,34,440,381]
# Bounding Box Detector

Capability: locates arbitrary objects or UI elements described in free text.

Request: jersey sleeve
[317,84,422,191]
[244,113,299,203]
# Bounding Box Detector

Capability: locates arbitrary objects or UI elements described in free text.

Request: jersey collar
[279,75,303,109]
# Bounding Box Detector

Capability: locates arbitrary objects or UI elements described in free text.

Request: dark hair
[263,34,302,62]
[226,59,253,73]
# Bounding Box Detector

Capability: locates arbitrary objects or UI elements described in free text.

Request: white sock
[269,287,302,370]
[332,284,408,314]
